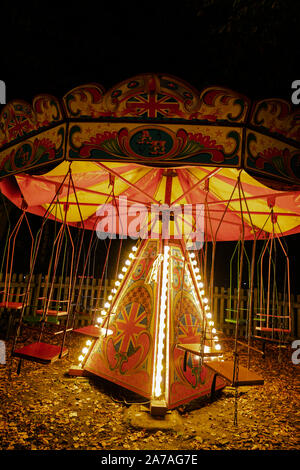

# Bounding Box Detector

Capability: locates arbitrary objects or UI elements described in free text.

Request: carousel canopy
[0,73,299,240]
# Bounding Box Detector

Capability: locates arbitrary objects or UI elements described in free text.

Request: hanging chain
[233,352,239,427]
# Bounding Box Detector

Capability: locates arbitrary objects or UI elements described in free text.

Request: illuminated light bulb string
[153,244,170,399]
[77,244,138,368]
[188,251,222,360]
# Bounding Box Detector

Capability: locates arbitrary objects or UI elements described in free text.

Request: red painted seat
[177,344,264,387]
[177,343,223,357]
[36,309,68,317]
[205,360,264,386]
[73,325,100,338]
[256,327,291,333]
[0,302,24,309]
[13,342,68,364]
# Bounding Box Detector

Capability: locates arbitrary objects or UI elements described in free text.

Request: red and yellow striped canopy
[0,74,299,241]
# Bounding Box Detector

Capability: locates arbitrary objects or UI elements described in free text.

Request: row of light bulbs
[188,251,222,355]
[77,244,138,367]
[153,244,170,398]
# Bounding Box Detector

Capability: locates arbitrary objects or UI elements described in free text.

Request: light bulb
[101,328,113,336]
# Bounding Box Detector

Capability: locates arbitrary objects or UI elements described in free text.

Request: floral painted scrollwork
[0,127,65,177]
[246,131,300,189]
[69,124,241,167]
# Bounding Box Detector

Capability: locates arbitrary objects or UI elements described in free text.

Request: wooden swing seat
[252,335,290,345]
[256,313,290,319]
[177,343,223,357]
[225,318,247,324]
[205,360,264,387]
[0,302,24,309]
[36,309,68,317]
[72,325,100,338]
[256,327,291,333]
[12,342,68,364]
[177,343,264,387]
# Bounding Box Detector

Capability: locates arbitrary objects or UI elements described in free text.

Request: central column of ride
[150,239,170,415]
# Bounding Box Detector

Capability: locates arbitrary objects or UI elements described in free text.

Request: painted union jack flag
[122,93,182,119]
[8,113,34,141]
[113,301,148,356]
[178,311,201,340]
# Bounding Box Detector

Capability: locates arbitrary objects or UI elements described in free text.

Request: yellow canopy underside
[17,160,300,235]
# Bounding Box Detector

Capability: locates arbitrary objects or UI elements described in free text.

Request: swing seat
[176,343,223,357]
[36,309,68,317]
[72,325,100,338]
[256,327,291,333]
[177,344,264,386]
[0,302,24,309]
[252,335,290,345]
[205,360,264,387]
[255,313,290,319]
[12,342,68,364]
[225,318,247,324]
[224,309,247,324]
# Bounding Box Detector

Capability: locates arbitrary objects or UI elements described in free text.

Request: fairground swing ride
[0,74,299,420]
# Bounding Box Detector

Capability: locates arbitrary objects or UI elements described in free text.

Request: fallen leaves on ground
[0,333,299,451]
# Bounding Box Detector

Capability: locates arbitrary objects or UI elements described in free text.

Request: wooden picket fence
[211,286,300,338]
[0,273,112,330]
[0,273,299,337]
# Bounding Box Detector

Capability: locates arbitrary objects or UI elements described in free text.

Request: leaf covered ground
[0,332,299,452]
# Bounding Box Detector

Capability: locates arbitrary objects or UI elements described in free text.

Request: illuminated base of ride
[68,238,264,415]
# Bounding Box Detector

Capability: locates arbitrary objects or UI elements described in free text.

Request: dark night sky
[1,0,299,102]
[0,0,300,290]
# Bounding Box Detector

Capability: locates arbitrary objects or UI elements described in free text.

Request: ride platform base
[68,365,92,377]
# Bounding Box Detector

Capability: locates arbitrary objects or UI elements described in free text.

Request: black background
[0,0,299,290]
[1,0,299,102]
